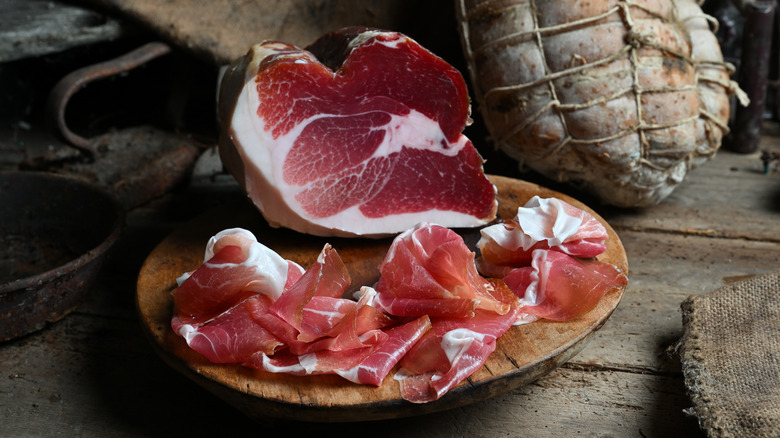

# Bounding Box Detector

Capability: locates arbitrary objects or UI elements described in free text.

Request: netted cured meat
[457,0,746,207]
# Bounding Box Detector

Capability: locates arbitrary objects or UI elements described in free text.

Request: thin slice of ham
[269,243,351,341]
[172,295,282,363]
[376,222,513,316]
[370,222,522,402]
[171,229,302,325]
[477,196,608,270]
[395,305,521,403]
[504,249,628,321]
[217,27,497,237]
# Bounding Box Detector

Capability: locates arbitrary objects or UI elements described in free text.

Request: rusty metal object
[26,41,205,209]
[728,0,777,154]
[46,41,173,157]
[0,171,124,342]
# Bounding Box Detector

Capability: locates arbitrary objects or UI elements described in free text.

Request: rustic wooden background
[1,0,779,436]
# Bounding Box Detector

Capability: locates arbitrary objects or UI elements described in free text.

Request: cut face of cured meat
[218,27,497,237]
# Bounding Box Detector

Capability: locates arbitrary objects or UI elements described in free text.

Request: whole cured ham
[457,0,745,207]
[218,27,497,237]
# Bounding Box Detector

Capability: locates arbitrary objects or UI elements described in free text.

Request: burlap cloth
[677,270,780,437]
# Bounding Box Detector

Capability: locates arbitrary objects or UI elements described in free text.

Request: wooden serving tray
[136,175,628,422]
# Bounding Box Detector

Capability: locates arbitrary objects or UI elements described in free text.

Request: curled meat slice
[477,196,608,269]
[341,314,432,386]
[172,295,282,363]
[377,222,512,316]
[395,305,521,403]
[269,243,351,340]
[396,329,496,403]
[504,249,628,321]
[247,288,428,386]
[171,228,301,324]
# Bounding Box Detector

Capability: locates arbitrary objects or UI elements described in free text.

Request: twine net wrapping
[457,0,746,207]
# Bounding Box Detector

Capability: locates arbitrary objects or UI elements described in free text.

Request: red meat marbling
[218,27,496,237]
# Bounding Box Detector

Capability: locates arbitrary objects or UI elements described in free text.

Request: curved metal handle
[45,42,172,157]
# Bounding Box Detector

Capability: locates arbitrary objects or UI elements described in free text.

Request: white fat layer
[262,353,306,374]
[200,228,289,301]
[513,312,540,326]
[205,227,258,261]
[520,250,549,307]
[441,328,487,366]
[298,353,319,374]
[393,368,412,382]
[358,286,377,305]
[178,324,200,345]
[479,196,583,251]
[347,30,404,51]
[229,65,489,235]
[303,307,345,320]
[315,208,485,236]
[336,366,361,384]
[176,272,191,287]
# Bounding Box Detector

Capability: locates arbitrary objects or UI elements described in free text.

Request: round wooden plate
[136,175,628,422]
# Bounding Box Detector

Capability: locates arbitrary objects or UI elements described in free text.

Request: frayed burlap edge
[677,270,780,438]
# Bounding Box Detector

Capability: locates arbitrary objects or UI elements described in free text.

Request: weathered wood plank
[597,141,780,243]
[0,308,703,437]
[573,229,780,372]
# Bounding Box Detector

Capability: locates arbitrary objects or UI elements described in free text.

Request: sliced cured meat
[171,229,296,325]
[172,295,282,363]
[396,329,496,403]
[503,249,628,321]
[477,196,608,268]
[246,314,432,386]
[395,305,521,403]
[376,223,513,316]
[269,243,351,340]
[172,225,543,403]
[218,27,497,237]
[340,315,432,386]
[300,296,356,339]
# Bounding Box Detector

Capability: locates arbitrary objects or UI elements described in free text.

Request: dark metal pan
[0,171,124,342]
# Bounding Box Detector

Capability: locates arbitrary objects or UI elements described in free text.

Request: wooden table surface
[1,126,779,436]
